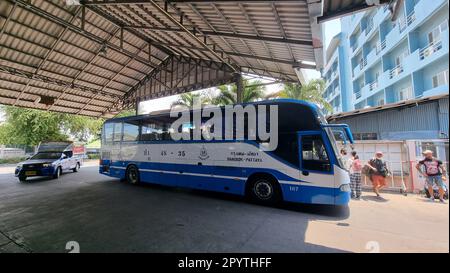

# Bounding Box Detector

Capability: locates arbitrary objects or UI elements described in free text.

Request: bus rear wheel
[247,175,281,205]
[126,165,140,185]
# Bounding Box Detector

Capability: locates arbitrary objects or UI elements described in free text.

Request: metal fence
[361,160,449,193]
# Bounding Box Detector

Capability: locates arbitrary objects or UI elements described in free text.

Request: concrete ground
[0,164,448,253]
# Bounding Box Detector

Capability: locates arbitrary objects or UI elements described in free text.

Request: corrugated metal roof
[327,94,450,121]
[0,0,382,117]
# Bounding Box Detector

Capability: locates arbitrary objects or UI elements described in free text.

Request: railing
[359,58,367,70]
[369,80,378,91]
[354,91,362,100]
[389,64,403,79]
[361,160,450,193]
[419,40,443,60]
[376,40,386,54]
[398,11,416,33]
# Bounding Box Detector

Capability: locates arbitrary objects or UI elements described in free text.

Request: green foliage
[114,109,136,118]
[87,153,101,160]
[171,92,210,108]
[277,79,331,112]
[0,157,27,164]
[0,105,104,146]
[214,79,266,105]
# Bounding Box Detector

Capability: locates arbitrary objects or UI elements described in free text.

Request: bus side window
[123,121,139,142]
[113,123,123,142]
[301,135,331,172]
[104,123,114,144]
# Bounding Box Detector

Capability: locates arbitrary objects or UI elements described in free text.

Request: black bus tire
[246,174,282,205]
[126,165,140,185]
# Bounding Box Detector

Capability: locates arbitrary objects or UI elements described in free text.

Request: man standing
[367,151,390,198]
[416,150,447,203]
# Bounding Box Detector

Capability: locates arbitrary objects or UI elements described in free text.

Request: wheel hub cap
[254,180,273,199]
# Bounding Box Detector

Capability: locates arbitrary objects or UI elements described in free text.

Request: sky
[140,19,342,114]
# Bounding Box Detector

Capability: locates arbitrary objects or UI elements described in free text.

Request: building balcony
[409,29,449,68]
[389,64,404,79]
[376,40,387,55]
[366,48,379,68]
[369,80,379,91]
[419,40,444,60]
[409,0,448,30]
[351,41,359,53]
[373,5,390,24]
[364,19,374,37]
[398,11,416,34]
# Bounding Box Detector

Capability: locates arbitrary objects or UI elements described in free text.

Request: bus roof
[105,99,322,124]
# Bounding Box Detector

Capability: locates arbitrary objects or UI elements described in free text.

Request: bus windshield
[324,127,345,169]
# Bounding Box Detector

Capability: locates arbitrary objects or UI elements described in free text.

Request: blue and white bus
[99,100,354,206]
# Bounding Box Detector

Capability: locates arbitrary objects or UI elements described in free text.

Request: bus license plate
[25,171,37,176]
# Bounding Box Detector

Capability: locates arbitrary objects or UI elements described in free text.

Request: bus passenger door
[298,132,335,204]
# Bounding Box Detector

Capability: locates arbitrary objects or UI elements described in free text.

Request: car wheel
[18,175,26,182]
[72,163,80,173]
[126,165,140,185]
[247,175,281,205]
[53,167,62,179]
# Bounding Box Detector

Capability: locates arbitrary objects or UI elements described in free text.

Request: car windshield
[31,152,62,160]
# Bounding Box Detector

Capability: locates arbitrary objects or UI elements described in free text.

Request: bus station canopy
[0,0,390,118]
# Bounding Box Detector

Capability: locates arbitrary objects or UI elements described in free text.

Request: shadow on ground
[0,167,350,253]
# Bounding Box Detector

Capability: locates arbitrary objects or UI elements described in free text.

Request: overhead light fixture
[65,0,81,5]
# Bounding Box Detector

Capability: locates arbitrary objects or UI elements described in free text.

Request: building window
[395,50,409,66]
[376,98,385,106]
[352,133,378,141]
[432,70,449,88]
[398,87,413,101]
[428,20,449,44]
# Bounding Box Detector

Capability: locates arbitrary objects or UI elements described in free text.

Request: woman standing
[366,151,390,198]
[349,151,363,199]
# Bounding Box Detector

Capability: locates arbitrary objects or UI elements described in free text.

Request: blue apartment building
[322,0,449,113]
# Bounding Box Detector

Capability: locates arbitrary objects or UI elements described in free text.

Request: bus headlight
[340,184,351,192]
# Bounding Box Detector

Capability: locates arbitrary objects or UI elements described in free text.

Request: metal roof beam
[147,0,237,72]
[80,0,303,5]
[0,65,123,100]
[123,25,313,46]
[11,0,163,69]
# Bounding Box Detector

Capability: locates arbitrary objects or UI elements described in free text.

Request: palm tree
[171,92,206,108]
[214,79,266,105]
[277,79,331,112]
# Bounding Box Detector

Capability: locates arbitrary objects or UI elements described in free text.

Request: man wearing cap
[366,151,390,198]
[416,150,447,203]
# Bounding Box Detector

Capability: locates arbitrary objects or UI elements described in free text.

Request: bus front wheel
[247,175,281,205]
[126,165,140,185]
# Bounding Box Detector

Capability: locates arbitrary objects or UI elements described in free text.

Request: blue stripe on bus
[101,160,349,205]
[101,163,348,205]
[107,160,305,183]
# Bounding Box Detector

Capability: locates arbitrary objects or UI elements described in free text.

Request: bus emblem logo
[199,146,209,160]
